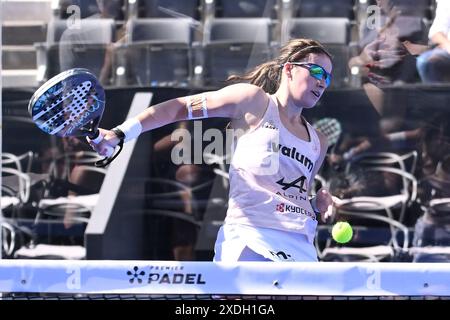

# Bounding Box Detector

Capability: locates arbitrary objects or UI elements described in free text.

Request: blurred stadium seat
[317,211,409,262]
[36,18,116,84]
[131,0,201,19]
[395,0,434,18]
[366,0,434,19]
[283,17,352,87]
[214,0,277,18]
[114,18,194,87]
[290,0,355,19]
[411,198,450,262]
[197,18,273,86]
[1,0,51,87]
[56,0,126,20]
[337,163,418,224]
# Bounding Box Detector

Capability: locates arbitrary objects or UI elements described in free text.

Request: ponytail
[227,60,282,94]
[227,38,332,94]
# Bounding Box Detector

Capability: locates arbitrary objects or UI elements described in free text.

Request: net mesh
[1,293,449,300]
[1,260,449,300]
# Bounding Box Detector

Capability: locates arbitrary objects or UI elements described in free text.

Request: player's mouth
[311,90,320,98]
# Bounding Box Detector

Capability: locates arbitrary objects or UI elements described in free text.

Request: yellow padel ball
[332,221,353,244]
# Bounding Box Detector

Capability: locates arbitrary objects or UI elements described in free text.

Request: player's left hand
[315,188,335,223]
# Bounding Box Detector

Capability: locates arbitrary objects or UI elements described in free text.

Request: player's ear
[286,64,293,78]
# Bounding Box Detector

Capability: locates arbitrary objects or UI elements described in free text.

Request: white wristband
[116,118,142,142]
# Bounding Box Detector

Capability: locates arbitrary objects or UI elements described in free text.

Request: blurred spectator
[419,114,450,176]
[416,0,450,83]
[416,114,450,206]
[423,155,450,198]
[40,137,90,192]
[350,0,428,85]
[412,154,450,262]
[59,0,123,20]
[330,112,450,173]
[151,121,214,261]
[332,0,430,170]
[329,124,422,164]
[59,0,127,85]
[39,137,103,232]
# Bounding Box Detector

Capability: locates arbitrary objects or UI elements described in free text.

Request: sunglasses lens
[309,66,323,77]
[310,65,330,87]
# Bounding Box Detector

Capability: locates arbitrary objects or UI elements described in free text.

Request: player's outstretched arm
[88,84,267,156]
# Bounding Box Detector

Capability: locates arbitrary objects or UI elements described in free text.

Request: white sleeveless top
[224,94,321,243]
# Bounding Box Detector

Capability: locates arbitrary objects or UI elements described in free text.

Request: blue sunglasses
[289,62,332,87]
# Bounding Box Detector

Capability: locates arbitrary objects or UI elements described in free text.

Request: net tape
[1,260,449,298]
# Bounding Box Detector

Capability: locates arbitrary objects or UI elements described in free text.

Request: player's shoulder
[314,127,329,149]
[226,83,267,99]
[222,83,268,111]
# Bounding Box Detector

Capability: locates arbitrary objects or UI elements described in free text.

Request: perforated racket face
[29,69,105,138]
[313,118,342,146]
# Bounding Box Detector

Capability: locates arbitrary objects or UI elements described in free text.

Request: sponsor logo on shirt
[275,202,316,220]
[276,175,308,193]
[276,191,308,201]
[263,121,278,130]
[271,142,314,172]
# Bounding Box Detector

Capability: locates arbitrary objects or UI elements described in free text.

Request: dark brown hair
[227,38,332,94]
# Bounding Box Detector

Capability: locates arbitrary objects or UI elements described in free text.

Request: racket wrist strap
[115,118,142,142]
[111,128,125,141]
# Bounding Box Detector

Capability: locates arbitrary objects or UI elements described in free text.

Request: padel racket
[28,68,122,167]
[313,117,342,149]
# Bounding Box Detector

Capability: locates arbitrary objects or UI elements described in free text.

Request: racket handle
[88,130,124,167]
[90,131,104,144]
[103,145,115,157]
[90,131,115,157]
[95,139,124,167]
